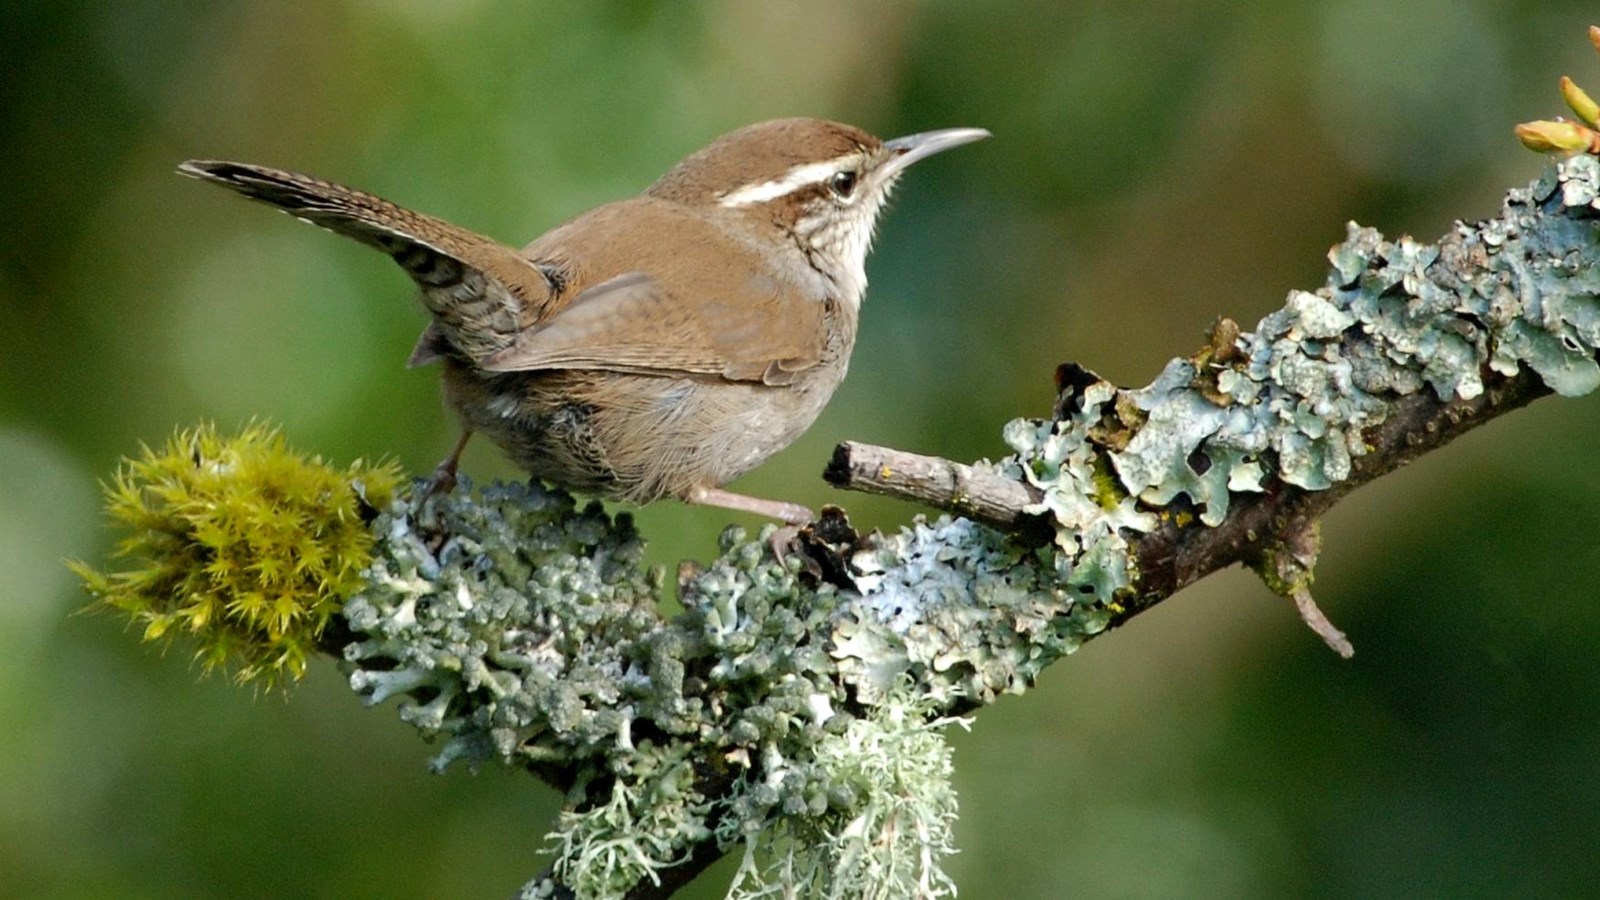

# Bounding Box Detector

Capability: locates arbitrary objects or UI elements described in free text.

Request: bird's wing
[480,269,829,385]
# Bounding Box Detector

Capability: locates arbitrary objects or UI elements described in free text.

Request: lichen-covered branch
[343,154,1600,898]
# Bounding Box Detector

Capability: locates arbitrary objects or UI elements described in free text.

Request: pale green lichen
[840,516,1062,706]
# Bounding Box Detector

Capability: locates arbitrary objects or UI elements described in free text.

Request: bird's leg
[423,429,473,497]
[685,485,815,564]
[685,485,814,525]
[684,483,812,525]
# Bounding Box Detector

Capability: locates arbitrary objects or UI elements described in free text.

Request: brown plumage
[180,118,988,522]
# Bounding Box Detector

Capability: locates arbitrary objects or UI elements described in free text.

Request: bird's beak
[881,127,991,178]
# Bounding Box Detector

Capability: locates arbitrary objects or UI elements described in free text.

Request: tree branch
[828,348,1552,624]
[823,441,1043,534]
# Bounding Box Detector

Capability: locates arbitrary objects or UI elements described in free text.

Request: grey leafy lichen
[347,479,979,897]
[344,481,664,777]
[337,154,1600,897]
[1104,154,1600,528]
[813,148,1600,876]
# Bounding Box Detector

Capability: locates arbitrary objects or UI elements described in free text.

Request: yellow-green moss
[72,423,402,687]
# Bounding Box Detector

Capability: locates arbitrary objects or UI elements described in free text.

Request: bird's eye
[828,170,858,199]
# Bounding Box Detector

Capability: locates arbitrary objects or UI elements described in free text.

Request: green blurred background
[7,1,1600,897]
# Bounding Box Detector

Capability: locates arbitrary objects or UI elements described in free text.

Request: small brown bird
[180,118,988,523]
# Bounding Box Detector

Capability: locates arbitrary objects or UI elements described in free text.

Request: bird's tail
[178,160,555,363]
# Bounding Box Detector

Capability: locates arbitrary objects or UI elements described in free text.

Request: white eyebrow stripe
[717,154,859,207]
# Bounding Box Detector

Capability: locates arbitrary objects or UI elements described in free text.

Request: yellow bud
[1562,77,1600,128]
[1515,120,1594,153]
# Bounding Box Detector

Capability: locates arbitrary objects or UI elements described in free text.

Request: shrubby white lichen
[721,688,966,900]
